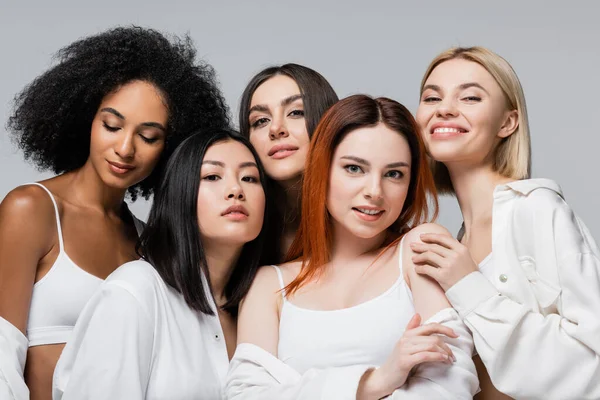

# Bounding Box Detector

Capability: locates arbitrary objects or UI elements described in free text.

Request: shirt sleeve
[445,196,600,399]
[0,317,29,400]
[226,308,478,400]
[53,282,154,400]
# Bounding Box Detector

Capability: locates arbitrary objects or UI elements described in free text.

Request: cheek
[288,120,310,145]
[386,183,410,214]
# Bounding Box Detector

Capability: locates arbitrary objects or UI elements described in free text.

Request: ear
[497,109,519,139]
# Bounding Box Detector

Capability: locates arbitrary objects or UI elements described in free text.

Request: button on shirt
[53,260,230,400]
[446,179,600,400]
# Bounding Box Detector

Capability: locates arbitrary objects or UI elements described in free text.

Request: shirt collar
[494,178,563,198]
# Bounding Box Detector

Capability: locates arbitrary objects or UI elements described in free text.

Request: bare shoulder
[0,184,57,238]
[404,222,452,242]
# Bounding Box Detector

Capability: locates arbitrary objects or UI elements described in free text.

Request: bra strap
[27,183,64,252]
[270,265,286,299]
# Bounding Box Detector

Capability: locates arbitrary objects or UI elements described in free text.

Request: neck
[329,221,388,268]
[66,160,128,215]
[446,161,513,226]
[204,242,243,305]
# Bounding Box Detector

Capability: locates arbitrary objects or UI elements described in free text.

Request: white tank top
[274,238,414,374]
[26,183,144,347]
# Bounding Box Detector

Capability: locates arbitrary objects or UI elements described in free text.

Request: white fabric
[226,241,478,399]
[53,260,230,400]
[226,308,478,399]
[275,239,412,374]
[0,317,29,400]
[445,178,600,400]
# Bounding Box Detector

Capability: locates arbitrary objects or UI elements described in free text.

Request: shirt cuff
[323,365,373,400]
[445,271,499,318]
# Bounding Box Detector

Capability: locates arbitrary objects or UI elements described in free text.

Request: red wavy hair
[284,95,438,295]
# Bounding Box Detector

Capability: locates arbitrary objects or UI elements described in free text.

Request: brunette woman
[0,27,228,400]
[239,64,338,258]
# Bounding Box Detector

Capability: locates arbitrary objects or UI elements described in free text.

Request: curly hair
[7,26,230,200]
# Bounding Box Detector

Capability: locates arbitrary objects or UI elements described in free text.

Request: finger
[412,251,445,268]
[410,242,452,258]
[419,233,459,250]
[414,264,442,281]
[406,322,458,338]
[408,351,453,367]
[403,337,455,360]
[405,314,422,330]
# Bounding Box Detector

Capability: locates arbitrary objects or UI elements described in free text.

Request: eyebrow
[422,82,489,95]
[100,107,166,131]
[248,94,304,114]
[202,160,259,169]
[340,155,409,168]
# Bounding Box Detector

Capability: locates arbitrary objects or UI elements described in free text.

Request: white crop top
[26,183,144,347]
[274,239,414,374]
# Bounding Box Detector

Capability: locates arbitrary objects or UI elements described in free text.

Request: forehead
[425,59,500,91]
[100,80,167,119]
[203,140,256,164]
[334,123,411,162]
[250,75,302,107]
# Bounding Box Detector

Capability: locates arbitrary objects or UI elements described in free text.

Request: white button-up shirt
[53,260,230,400]
[446,179,600,400]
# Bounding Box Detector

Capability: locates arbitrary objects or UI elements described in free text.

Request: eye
[344,164,364,174]
[422,96,441,103]
[103,122,120,132]
[203,174,221,181]
[251,117,270,129]
[242,175,259,183]
[139,135,159,144]
[462,96,482,102]
[288,109,304,118]
[385,170,404,179]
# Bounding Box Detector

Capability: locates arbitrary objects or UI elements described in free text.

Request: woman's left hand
[410,233,479,291]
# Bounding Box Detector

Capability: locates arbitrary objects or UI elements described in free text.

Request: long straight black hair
[138,129,276,317]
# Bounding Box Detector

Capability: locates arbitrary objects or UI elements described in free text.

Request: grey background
[1,1,599,237]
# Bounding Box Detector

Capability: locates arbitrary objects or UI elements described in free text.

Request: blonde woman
[412,46,600,399]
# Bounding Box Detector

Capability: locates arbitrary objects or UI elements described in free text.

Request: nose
[114,130,135,159]
[435,97,459,118]
[363,175,383,201]
[226,181,245,201]
[268,114,289,140]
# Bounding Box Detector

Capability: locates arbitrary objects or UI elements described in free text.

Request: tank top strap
[28,183,64,252]
[397,235,407,275]
[270,265,287,299]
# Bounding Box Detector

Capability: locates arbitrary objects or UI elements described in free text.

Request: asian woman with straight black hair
[53,129,274,399]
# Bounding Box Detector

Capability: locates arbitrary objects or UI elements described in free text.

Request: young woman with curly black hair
[0,26,229,400]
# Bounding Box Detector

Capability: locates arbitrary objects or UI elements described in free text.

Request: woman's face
[196,140,265,247]
[248,75,310,184]
[416,59,518,166]
[327,123,412,240]
[88,80,168,190]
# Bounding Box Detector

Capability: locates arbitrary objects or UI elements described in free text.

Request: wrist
[356,367,391,400]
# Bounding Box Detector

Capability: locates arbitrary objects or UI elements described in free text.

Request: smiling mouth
[353,207,384,216]
[431,127,467,135]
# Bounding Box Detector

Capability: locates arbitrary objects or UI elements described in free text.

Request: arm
[53,282,154,400]
[385,224,478,399]
[0,187,56,399]
[414,197,600,399]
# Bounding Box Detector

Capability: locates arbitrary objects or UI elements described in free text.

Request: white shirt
[53,260,230,400]
[445,178,600,400]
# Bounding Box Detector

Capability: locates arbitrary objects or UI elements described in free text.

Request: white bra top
[274,238,415,374]
[26,183,144,347]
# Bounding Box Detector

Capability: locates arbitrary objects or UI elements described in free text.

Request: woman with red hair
[226,95,478,399]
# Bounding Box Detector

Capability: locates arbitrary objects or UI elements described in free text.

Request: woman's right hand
[357,314,457,400]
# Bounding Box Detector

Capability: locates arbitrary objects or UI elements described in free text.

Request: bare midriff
[25,343,65,400]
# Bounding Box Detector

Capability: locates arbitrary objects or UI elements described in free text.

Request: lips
[268,144,299,158]
[221,205,249,217]
[430,123,468,136]
[352,206,385,222]
[107,160,135,174]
